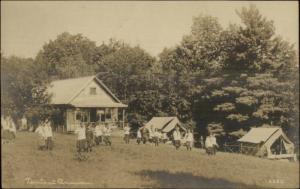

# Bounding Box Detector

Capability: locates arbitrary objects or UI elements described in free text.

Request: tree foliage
[1,55,51,127]
[35,32,98,79]
[159,5,299,144]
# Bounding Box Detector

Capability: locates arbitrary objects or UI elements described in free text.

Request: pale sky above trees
[1,1,298,58]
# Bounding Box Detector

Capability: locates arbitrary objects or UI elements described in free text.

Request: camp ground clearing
[2,131,299,188]
[1,2,299,188]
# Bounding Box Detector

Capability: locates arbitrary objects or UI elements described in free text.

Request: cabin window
[90,87,96,95]
[76,112,81,121]
[97,109,105,122]
[118,108,123,121]
[75,111,88,123]
[82,113,88,122]
[105,108,112,120]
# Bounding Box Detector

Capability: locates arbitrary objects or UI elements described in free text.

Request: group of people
[74,122,112,153]
[2,114,219,156]
[173,127,219,154]
[134,126,169,146]
[35,119,54,150]
[123,124,218,154]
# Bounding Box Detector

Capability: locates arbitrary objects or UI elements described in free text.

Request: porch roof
[71,99,127,108]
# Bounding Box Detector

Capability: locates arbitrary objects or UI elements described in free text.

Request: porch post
[122,108,125,129]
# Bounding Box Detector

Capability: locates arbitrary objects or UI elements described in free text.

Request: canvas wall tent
[47,75,127,132]
[143,117,186,136]
[238,127,296,160]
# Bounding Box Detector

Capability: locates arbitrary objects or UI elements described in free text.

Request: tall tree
[1,55,51,126]
[35,32,98,79]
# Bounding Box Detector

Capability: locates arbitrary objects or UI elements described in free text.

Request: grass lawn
[2,132,299,188]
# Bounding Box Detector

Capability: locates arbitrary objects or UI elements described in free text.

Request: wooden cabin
[47,75,127,132]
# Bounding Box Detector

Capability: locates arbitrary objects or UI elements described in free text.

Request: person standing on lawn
[86,123,94,152]
[185,129,194,151]
[35,122,46,150]
[141,127,149,144]
[148,125,154,144]
[21,115,28,131]
[153,128,160,147]
[4,116,17,138]
[75,122,87,153]
[44,118,53,150]
[136,128,142,145]
[1,114,5,129]
[94,122,103,145]
[103,123,112,146]
[205,132,219,155]
[211,134,219,154]
[123,123,130,144]
[173,126,181,150]
[200,136,205,149]
[2,115,11,135]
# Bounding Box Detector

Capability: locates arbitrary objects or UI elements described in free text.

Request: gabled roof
[238,127,284,144]
[144,117,186,133]
[47,75,127,108]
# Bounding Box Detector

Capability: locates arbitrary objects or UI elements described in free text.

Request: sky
[1,1,298,58]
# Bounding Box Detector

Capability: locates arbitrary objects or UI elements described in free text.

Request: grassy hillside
[2,132,299,188]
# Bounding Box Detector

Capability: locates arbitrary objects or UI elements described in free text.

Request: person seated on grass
[136,128,142,145]
[153,128,160,147]
[185,129,194,151]
[75,123,87,153]
[35,123,46,150]
[173,126,181,150]
[123,123,130,144]
[94,121,103,145]
[44,119,53,150]
[103,123,112,146]
[86,123,94,152]
[205,132,219,155]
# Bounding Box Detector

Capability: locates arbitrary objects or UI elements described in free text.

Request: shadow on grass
[136,170,257,188]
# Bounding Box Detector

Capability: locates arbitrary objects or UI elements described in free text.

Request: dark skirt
[124,134,130,143]
[206,146,216,155]
[103,136,111,146]
[154,136,159,146]
[2,130,15,140]
[46,137,53,150]
[95,136,102,145]
[77,139,87,152]
[174,140,181,149]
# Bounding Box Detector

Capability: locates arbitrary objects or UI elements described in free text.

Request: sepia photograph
[1,1,299,188]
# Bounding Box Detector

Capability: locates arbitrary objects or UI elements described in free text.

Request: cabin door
[66,109,76,132]
[90,108,98,123]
